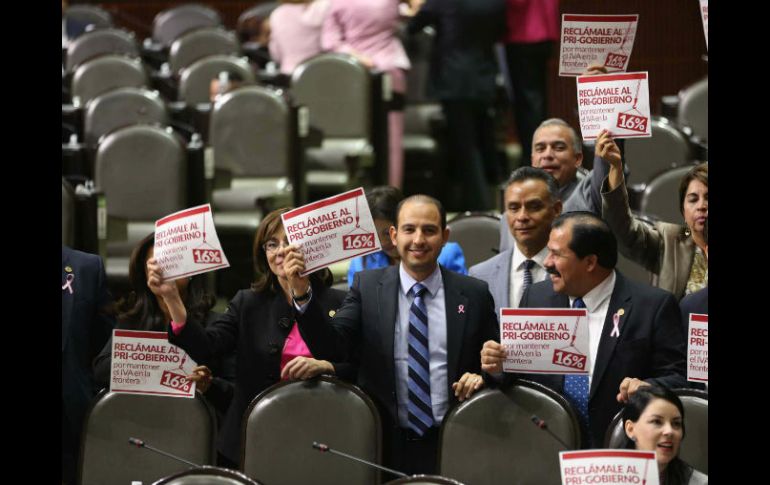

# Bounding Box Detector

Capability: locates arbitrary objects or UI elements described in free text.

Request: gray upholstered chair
[152,466,263,485]
[624,117,693,192]
[678,77,708,143]
[178,55,255,105]
[169,27,240,75]
[62,178,76,247]
[66,28,139,72]
[241,376,381,485]
[64,4,113,40]
[639,165,697,225]
[438,380,581,485]
[386,476,466,485]
[71,55,148,107]
[446,212,500,268]
[79,390,217,485]
[84,87,168,147]
[604,388,708,474]
[152,3,222,48]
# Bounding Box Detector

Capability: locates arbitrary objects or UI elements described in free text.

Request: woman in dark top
[147,208,348,467]
[92,233,237,422]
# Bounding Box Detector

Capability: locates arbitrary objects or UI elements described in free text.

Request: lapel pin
[457,304,465,314]
[328,310,336,318]
[62,273,75,294]
[65,266,73,273]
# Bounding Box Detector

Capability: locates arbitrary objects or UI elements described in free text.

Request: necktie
[563,298,590,440]
[407,282,433,436]
[522,259,535,290]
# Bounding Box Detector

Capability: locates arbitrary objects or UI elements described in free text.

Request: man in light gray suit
[470,167,562,315]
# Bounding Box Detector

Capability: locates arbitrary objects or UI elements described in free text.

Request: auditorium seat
[241,376,381,484]
[169,27,241,76]
[446,213,500,268]
[677,77,708,145]
[71,55,148,107]
[639,165,698,224]
[66,28,139,73]
[178,55,255,105]
[64,4,113,40]
[152,3,222,48]
[84,87,169,147]
[386,477,465,485]
[152,466,263,485]
[623,117,692,193]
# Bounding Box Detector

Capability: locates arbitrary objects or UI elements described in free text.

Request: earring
[684,226,691,238]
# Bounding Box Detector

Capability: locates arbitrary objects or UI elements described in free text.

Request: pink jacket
[321,0,410,71]
[269,0,331,75]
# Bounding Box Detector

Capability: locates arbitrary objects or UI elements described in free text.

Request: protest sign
[110,330,197,398]
[699,1,708,49]
[500,309,589,374]
[559,14,639,76]
[282,188,381,276]
[687,313,708,383]
[154,204,229,281]
[560,450,659,485]
[576,72,651,141]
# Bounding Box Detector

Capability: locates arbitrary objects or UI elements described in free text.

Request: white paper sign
[110,330,197,398]
[500,309,589,374]
[687,313,708,383]
[282,187,382,276]
[559,14,639,76]
[699,0,708,50]
[154,204,230,281]
[576,72,651,141]
[560,450,659,485]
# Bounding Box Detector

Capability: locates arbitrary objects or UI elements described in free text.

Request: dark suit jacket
[168,284,346,463]
[517,271,687,447]
[296,265,499,429]
[61,246,115,452]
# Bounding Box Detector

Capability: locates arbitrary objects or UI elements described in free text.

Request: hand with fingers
[480,340,507,374]
[280,356,335,381]
[281,245,312,300]
[187,365,213,394]
[452,372,485,402]
[596,129,622,167]
[616,377,650,403]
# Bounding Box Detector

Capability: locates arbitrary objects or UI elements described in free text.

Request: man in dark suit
[481,212,686,448]
[62,246,115,484]
[296,195,498,475]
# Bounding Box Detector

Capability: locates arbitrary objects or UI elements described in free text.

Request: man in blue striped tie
[296,195,499,476]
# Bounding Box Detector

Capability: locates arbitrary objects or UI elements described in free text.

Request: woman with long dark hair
[146,208,347,467]
[622,385,707,484]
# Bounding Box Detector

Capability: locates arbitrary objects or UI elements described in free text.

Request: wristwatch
[292,286,312,303]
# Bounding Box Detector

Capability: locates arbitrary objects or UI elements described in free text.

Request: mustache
[545,266,561,277]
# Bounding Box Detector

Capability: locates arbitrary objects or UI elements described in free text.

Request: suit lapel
[590,272,633,399]
[674,232,695,298]
[377,266,400,382]
[496,250,513,309]
[62,248,73,353]
[442,268,468,388]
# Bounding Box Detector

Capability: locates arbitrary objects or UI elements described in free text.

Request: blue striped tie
[522,259,535,290]
[563,298,590,438]
[407,282,434,436]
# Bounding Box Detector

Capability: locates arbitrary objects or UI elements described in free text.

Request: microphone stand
[312,441,408,479]
[128,437,201,468]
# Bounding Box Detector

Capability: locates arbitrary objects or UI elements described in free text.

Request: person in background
[622,385,708,484]
[347,186,467,287]
[269,0,331,75]
[209,70,245,103]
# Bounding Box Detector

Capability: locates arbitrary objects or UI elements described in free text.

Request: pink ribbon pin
[457,305,465,314]
[62,273,75,294]
[610,312,621,337]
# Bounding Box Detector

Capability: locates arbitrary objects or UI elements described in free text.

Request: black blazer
[168,284,346,463]
[62,246,115,447]
[296,265,499,429]
[517,271,687,447]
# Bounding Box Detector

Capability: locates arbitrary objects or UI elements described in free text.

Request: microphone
[312,441,408,479]
[530,415,572,450]
[128,437,201,467]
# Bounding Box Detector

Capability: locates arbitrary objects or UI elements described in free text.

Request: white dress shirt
[509,244,549,308]
[569,271,616,387]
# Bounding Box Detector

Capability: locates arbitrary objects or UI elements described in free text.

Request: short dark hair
[552,212,617,269]
[366,186,404,223]
[395,194,447,230]
[678,163,708,215]
[504,166,561,202]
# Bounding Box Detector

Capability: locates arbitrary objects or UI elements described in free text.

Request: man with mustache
[480,211,686,448]
[469,166,562,315]
[296,195,498,475]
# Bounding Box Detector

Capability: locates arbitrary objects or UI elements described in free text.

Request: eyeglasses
[263,239,290,254]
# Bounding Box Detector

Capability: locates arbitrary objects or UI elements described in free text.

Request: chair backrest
[236,2,277,43]
[153,466,263,485]
[85,87,169,147]
[153,3,222,47]
[624,117,693,190]
[95,124,186,221]
[210,86,291,177]
[62,178,76,246]
[241,376,381,485]
[639,165,694,224]
[71,55,148,107]
[604,389,708,474]
[79,390,217,485]
[291,53,372,139]
[66,28,139,72]
[439,380,581,485]
[65,5,113,39]
[178,55,255,105]
[678,77,708,142]
[386,476,466,485]
[446,213,500,268]
[169,27,240,75]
